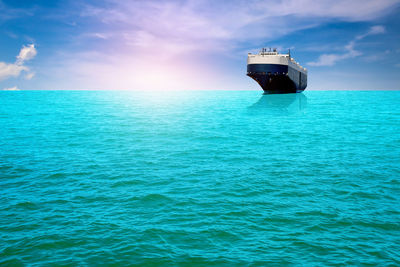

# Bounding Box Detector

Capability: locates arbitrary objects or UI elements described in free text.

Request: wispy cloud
[262,0,399,21]
[2,86,20,91]
[355,25,385,40]
[0,0,34,23]
[0,44,37,81]
[308,25,386,66]
[77,0,399,56]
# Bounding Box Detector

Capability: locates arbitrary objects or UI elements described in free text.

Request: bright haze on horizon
[1,0,400,91]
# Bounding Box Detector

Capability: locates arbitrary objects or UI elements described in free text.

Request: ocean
[1,90,399,265]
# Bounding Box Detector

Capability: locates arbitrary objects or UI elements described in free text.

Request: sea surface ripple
[1,90,399,265]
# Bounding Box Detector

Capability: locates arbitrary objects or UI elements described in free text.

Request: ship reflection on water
[248,93,307,115]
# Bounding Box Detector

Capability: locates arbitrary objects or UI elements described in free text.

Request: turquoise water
[1,90,399,265]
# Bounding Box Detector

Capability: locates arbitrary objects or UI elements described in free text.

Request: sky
[1,0,400,91]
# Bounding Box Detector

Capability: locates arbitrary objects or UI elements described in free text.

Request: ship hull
[247,63,307,94]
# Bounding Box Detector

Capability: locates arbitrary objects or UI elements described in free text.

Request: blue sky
[1,0,400,90]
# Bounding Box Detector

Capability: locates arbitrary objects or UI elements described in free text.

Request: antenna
[288,49,291,58]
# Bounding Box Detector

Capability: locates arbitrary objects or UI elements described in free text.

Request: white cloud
[0,44,36,81]
[355,25,385,40]
[308,25,385,66]
[0,62,28,81]
[2,86,20,91]
[16,44,37,64]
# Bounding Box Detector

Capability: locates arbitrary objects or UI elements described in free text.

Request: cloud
[262,0,400,21]
[355,25,385,40]
[0,62,28,81]
[76,0,399,57]
[308,25,385,66]
[16,44,37,64]
[0,0,35,23]
[2,86,20,91]
[0,44,36,81]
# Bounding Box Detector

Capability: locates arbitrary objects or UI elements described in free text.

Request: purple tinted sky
[1,0,400,90]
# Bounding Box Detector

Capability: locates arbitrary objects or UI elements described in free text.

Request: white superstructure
[247,48,307,74]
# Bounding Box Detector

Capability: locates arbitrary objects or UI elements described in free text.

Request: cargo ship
[247,48,307,94]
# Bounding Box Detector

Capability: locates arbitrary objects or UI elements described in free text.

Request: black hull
[247,73,302,94]
[247,64,307,94]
